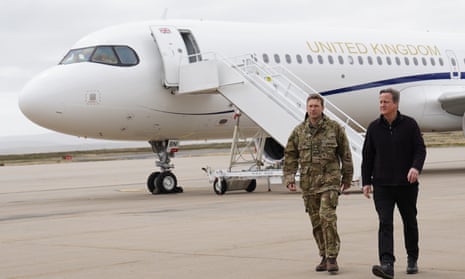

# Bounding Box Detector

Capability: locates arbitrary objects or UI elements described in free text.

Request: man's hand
[362,185,372,199]
[340,183,350,194]
[407,168,419,183]
[286,183,297,192]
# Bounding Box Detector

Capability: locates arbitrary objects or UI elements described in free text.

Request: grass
[0,132,464,166]
[0,142,231,166]
[422,131,465,147]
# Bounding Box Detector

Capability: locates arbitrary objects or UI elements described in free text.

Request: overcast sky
[1,0,464,137]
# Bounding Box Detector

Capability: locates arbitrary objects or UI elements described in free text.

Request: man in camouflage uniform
[283,94,353,274]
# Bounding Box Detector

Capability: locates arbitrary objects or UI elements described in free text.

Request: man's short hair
[307,93,324,106]
[379,88,400,103]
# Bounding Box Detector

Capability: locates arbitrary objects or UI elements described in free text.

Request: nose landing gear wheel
[147,171,161,194]
[147,171,183,194]
[147,140,183,194]
[156,171,178,193]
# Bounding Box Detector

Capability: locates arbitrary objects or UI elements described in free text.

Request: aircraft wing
[438,91,465,116]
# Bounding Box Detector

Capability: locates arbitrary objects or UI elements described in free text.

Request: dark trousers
[373,184,419,264]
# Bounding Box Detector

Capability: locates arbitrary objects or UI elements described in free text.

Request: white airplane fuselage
[20,20,465,142]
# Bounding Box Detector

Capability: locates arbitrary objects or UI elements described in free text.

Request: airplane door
[150,26,188,87]
[446,50,460,79]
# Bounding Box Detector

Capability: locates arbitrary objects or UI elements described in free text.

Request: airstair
[175,53,366,194]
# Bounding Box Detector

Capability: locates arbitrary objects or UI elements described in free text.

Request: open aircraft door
[150,26,189,87]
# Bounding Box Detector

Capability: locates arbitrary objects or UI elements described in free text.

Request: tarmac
[0,146,464,279]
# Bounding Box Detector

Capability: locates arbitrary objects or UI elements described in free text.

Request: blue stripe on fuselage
[146,72,458,115]
[320,72,454,96]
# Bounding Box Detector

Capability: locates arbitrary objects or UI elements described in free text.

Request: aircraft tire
[147,171,161,194]
[156,172,178,193]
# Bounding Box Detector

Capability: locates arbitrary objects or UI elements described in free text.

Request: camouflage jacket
[283,115,354,194]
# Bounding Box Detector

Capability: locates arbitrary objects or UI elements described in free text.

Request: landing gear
[147,140,183,194]
[147,171,161,194]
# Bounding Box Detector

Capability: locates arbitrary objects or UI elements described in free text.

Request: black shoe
[315,257,327,272]
[407,260,418,274]
[372,263,394,279]
[327,257,339,273]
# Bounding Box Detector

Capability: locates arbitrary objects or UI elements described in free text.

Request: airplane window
[338,55,344,64]
[357,56,364,65]
[60,47,95,64]
[285,54,292,64]
[115,46,138,65]
[307,55,313,64]
[296,54,302,64]
[317,55,324,64]
[438,58,444,66]
[274,54,281,63]
[263,54,269,63]
[367,56,373,65]
[413,57,419,66]
[395,57,401,65]
[376,56,383,65]
[422,57,427,66]
[92,47,118,65]
[430,57,436,66]
[386,57,392,65]
[60,45,139,66]
[450,58,457,66]
[404,57,410,66]
[348,56,354,65]
[328,55,334,64]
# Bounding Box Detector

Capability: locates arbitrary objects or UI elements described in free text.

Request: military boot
[372,262,394,279]
[315,257,327,272]
[327,257,339,273]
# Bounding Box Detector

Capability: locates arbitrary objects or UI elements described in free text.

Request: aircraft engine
[263,137,285,162]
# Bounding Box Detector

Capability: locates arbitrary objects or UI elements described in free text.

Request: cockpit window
[114,46,138,65]
[91,46,118,64]
[60,47,95,64]
[59,45,139,66]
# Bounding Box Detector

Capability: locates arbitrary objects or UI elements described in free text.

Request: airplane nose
[19,66,65,129]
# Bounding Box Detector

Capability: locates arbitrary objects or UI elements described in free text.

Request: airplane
[19,19,465,194]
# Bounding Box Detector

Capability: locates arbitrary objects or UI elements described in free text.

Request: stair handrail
[216,54,306,122]
[270,64,366,134]
[184,51,366,149]
[212,53,367,135]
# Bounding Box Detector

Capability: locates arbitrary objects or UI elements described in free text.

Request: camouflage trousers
[303,190,340,258]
